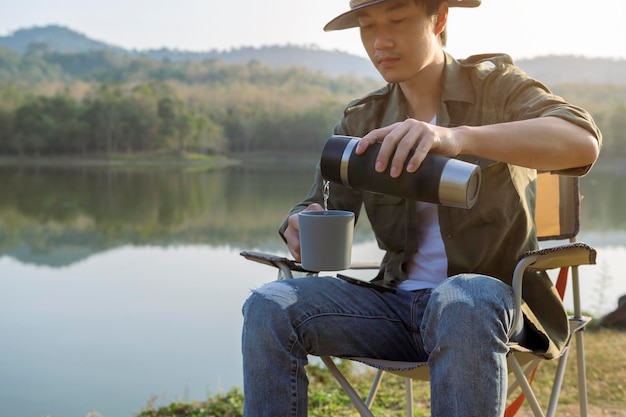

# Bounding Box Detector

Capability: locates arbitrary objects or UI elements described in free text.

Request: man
[242,0,601,416]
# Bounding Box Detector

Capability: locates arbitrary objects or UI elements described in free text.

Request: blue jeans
[242,274,517,417]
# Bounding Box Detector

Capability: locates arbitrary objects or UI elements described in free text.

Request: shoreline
[0,153,620,172]
[0,153,241,170]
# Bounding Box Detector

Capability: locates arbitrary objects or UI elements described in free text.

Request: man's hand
[283,203,324,261]
[355,119,461,178]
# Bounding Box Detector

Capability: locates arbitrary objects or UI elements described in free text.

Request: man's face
[357,0,441,83]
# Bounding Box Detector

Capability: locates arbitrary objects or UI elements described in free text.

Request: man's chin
[378,72,404,84]
[375,66,405,84]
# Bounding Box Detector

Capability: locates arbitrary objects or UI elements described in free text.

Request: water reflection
[0,164,379,267]
[0,164,623,265]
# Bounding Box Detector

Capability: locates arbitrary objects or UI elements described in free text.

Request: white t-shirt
[397,201,448,291]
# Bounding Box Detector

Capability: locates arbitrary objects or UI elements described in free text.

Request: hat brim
[324,0,481,32]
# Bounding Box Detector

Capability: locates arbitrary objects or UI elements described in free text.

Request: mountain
[0,25,381,79]
[517,55,626,85]
[2,25,626,84]
[0,24,128,55]
[145,45,383,79]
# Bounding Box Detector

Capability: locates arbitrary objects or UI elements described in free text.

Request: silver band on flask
[438,159,481,209]
[339,137,359,187]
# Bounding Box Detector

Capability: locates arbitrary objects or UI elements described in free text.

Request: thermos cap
[439,158,481,209]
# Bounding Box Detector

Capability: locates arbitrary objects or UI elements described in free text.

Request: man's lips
[375,54,401,67]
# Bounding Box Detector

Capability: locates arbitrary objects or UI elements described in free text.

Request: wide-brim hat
[324,0,481,31]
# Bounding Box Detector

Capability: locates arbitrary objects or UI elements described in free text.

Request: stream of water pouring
[323,180,330,212]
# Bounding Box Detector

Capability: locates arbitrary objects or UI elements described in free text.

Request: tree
[83,84,125,154]
[194,115,226,155]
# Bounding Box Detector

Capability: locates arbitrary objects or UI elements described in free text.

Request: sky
[0,0,625,61]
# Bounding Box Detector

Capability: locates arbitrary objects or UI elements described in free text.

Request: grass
[136,327,626,417]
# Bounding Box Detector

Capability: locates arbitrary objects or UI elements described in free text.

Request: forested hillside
[0,56,383,156]
[0,25,625,158]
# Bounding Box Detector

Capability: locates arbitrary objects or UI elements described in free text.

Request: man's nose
[373,30,394,50]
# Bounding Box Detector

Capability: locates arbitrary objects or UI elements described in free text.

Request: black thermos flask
[320,135,481,209]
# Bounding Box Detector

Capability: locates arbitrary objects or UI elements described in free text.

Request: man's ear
[434,3,449,35]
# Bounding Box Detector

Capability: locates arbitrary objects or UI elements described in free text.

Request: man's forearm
[456,117,600,172]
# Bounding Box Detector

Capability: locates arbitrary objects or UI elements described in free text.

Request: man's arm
[356,116,600,178]
[454,117,599,171]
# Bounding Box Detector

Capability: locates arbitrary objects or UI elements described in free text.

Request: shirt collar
[441,51,475,105]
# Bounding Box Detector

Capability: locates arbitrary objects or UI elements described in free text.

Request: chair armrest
[240,250,381,279]
[517,242,597,271]
[347,262,381,270]
[240,250,311,279]
[508,242,597,338]
[240,250,308,272]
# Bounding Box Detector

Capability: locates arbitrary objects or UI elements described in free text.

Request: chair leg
[575,331,589,417]
[404,377,414,417]
[546,346,570,417]
[507,357,541,397]
[509,354,546,417]
[571,257,589,417]
[365,369,385,407]
[320,356,376,417]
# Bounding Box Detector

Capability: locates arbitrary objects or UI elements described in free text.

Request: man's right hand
[284,203,324,262]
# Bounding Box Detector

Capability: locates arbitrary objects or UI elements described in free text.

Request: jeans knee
[244,280,297,315]
[422,275,514,345]
[434,275,512,313]
[242,280,301,340]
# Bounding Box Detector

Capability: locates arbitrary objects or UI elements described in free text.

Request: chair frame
[240,173,597,417]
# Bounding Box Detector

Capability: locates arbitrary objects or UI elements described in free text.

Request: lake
[0,161,624,417]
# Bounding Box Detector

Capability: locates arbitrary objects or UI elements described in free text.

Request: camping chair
[241,171,596,417]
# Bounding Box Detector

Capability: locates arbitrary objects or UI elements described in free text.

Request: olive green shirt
[280,52,602,359]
